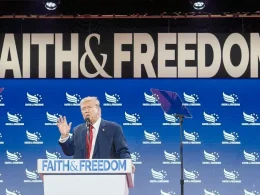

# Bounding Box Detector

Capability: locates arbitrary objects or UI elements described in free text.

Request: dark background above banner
[0,19,259,79]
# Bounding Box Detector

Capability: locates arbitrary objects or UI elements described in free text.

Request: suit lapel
[93,119,106,158]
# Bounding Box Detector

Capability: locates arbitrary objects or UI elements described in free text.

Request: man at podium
[57,96,135,173]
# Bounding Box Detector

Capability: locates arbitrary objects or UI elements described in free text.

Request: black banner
[0,33,259,78]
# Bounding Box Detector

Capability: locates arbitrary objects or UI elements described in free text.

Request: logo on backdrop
[142,92,160,106]
[162,112,179,126]
[0,172,3,183]
[24,169,42,183]
[24,130,43,145]
[103,92,122,106]
[202,150,221,164]
[204,189,220,195]
[64,92,81,106]
[5,189,21,195]
[244,189,260,195]
[242,112,260,126]
[131,152,142,164]
[160,189,176,195]
[182,130,201,144]
[163,150,180,164]
[222,169,241,183]
[5,150,23,164]
[142,130,161,144]
[46,150,61,159]
[150,168,169,183]
[45,112,61,126]
[202,112,221,126]
[5,112,24,126]
[184,169,201,183]
[123,112,142,126]
[0,87,5,106]
[0,133,4,144]
[222,130,240,144]
[242,150,260,164]
[25,92,44,106]
[221,92,240,107]
[182,92,201,106]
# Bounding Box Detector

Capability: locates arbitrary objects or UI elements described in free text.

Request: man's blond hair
[80,96,100,108]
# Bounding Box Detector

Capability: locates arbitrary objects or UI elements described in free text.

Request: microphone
[84,117,90,130]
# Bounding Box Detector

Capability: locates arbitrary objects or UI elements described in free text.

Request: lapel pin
[102,128,105,131]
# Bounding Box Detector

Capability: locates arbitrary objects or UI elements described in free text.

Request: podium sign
[37,159,134,195]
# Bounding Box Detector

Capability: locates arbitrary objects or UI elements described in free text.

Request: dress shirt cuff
[59,136,69,143]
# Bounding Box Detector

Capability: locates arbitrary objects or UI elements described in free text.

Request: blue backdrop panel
[0,79,259,195]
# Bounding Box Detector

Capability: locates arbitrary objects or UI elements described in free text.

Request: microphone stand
[84,117,90,158]
[175,114,185,195]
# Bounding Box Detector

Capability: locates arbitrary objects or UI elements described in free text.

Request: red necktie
[86,125,93,159]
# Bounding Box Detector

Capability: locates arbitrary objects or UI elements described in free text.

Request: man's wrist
[61,134,69,139]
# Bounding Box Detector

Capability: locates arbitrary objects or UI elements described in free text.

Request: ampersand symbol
[80,34,112,78]
[70,160,78,171]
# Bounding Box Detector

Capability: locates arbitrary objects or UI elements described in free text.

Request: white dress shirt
[59,117,101,159]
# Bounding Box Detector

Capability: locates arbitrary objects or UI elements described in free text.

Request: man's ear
[98,107,101,116]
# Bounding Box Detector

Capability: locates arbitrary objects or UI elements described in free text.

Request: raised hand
[57,116,72,138]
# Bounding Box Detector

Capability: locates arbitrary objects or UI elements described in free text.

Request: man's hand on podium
[132,163,135,173]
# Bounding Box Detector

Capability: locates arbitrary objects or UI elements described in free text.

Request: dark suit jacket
[58,119,131,159]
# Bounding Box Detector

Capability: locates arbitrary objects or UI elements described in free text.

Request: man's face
[80,100,100,124]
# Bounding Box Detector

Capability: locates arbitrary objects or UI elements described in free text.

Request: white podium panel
[37,159,134,195]
[43,174,129,195]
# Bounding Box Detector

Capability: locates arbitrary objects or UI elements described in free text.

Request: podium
[37,159,134,195]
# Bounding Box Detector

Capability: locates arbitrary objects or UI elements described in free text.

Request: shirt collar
[92,117,101,131]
